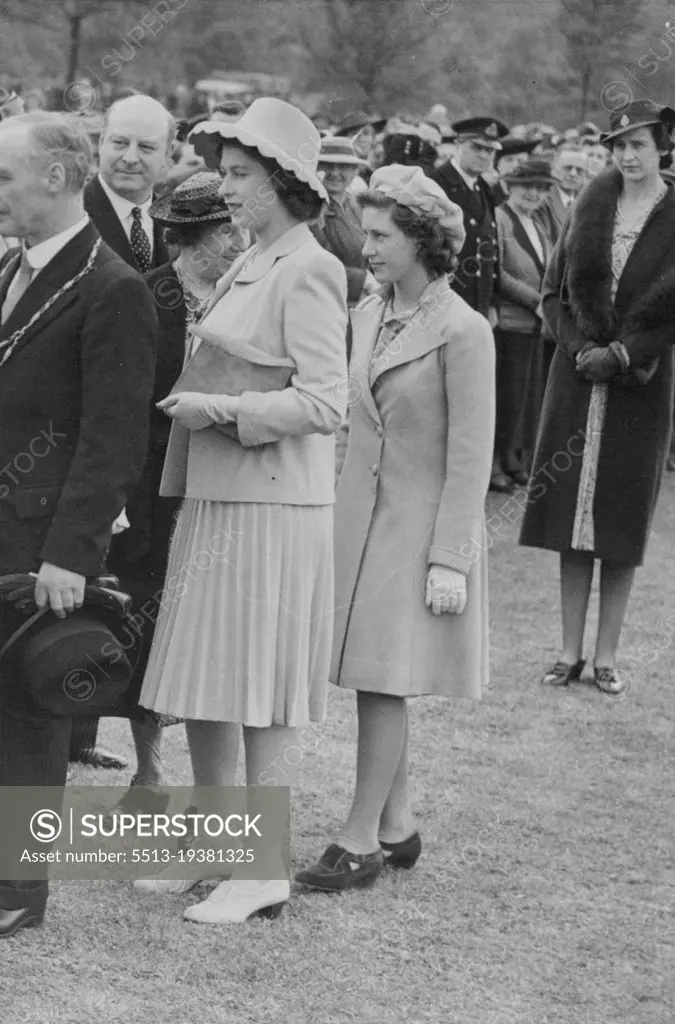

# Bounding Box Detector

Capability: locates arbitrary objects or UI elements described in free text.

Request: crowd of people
[0,80,674,935]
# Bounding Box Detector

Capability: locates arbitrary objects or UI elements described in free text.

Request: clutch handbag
[169,327,295,440]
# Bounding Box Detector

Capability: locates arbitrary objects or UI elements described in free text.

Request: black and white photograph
[0,0,674,1021]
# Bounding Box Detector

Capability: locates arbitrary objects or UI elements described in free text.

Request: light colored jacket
[496,203,551,333]
[331,278,495,696]
[160,223,348,505]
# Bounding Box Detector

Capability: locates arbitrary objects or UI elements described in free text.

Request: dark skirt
[494,327,544,474]
[519,344,674,566]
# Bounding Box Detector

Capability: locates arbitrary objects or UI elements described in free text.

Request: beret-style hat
[369,164,466,254]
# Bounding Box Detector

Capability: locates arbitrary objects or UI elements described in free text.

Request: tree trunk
[67,13,82,87]
[579,64,591,121]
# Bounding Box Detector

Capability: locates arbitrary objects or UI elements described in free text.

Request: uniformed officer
[432,116,509,320]
[434,116,515,492]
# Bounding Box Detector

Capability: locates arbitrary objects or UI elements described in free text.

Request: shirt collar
[451,156,477,190]
[98,172,153,222]
[378,276,454,323]
[23,214,90,272]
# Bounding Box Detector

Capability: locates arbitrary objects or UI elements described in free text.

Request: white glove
[425,565,467,616]
[157,392,239,431]
[112,508,130,535]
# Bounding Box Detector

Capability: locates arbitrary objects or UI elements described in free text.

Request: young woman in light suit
[297,165,496,892]
[135,99,348,922]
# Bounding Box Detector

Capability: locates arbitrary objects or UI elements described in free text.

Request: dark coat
[84,176,170,273]
[533,185,570,248]
[106,262,185,592]
[311,194,366,305]
[432,160,499,316]
[0,221,157,581]
[519,168,675,566]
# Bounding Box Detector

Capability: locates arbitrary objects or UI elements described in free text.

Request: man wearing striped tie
[75,96,176,778]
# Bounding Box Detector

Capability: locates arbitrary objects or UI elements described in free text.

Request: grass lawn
[1,481,674,1024]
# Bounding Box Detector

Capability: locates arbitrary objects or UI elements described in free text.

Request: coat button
[370,464,378,475]
[376,426,383,437]
[40,497,47,506]
[469,218,477,226]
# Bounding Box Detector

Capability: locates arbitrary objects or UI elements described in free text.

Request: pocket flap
[14,484,61,519]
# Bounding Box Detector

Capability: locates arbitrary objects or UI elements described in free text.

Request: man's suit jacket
[432,160,499,317]
[0,221,157,582]
[107,261,185,587]
[83,176,170,273]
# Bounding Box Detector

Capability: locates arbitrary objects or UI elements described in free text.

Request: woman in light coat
[297,165,495,893]
[134,99,348,923]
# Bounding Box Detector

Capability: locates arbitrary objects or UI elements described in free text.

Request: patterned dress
[570,188,666,550]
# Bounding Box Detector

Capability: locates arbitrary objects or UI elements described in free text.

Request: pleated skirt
[138,499,334,727]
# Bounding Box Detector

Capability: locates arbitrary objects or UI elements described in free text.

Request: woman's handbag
[169,333,294,440]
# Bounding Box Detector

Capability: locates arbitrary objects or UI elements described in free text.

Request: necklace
[173,260,214,324]
[616,182,666,232]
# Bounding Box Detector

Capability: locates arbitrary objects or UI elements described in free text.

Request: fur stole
[564,167,675,343]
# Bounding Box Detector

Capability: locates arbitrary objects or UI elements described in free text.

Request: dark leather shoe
[73,746,128,770]
[380,831,422,869]
[489,472,514,493]
[295,844,384,891]
[0,906,45,937]
[101,775,171,828]
[541,658,585,687]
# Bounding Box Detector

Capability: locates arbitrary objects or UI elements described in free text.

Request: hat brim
[189,121,328,200]
[601,109,675,144]
[500,175,554,186]
[148,193,233,225]
[318,154,368,167]
[455,134,503,150]
[334,118,387,137]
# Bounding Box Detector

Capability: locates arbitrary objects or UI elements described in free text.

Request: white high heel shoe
[183,878,290,924]
[134,872,224,895]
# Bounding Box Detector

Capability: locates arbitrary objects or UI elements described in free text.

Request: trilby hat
[0,575,138,718]
[499,159,555,186]
[189,97,328,200]
[318,136,367,166]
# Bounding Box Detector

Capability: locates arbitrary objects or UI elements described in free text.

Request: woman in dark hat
[520,100,675,695]
[114,172,246,731]
[494,160,553,486]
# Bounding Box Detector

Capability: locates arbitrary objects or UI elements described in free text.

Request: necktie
[130,206,152,273]
[2,250,34,324]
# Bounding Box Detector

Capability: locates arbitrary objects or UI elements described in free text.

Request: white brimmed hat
[318,136,367,166]
[189,97,327,201]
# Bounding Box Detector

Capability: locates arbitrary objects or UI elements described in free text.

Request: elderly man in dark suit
[0,111,156,937]
[72,95,175,776]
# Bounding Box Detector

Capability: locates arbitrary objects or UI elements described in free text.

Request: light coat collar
[349,277,458,424]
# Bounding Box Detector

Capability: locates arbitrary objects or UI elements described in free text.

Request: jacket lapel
[85,177,137,268]
[367,279,454,385]
[0,222,98,355]
[502,204,545,274]
[0,251,20,312]
[349,301,384,427]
